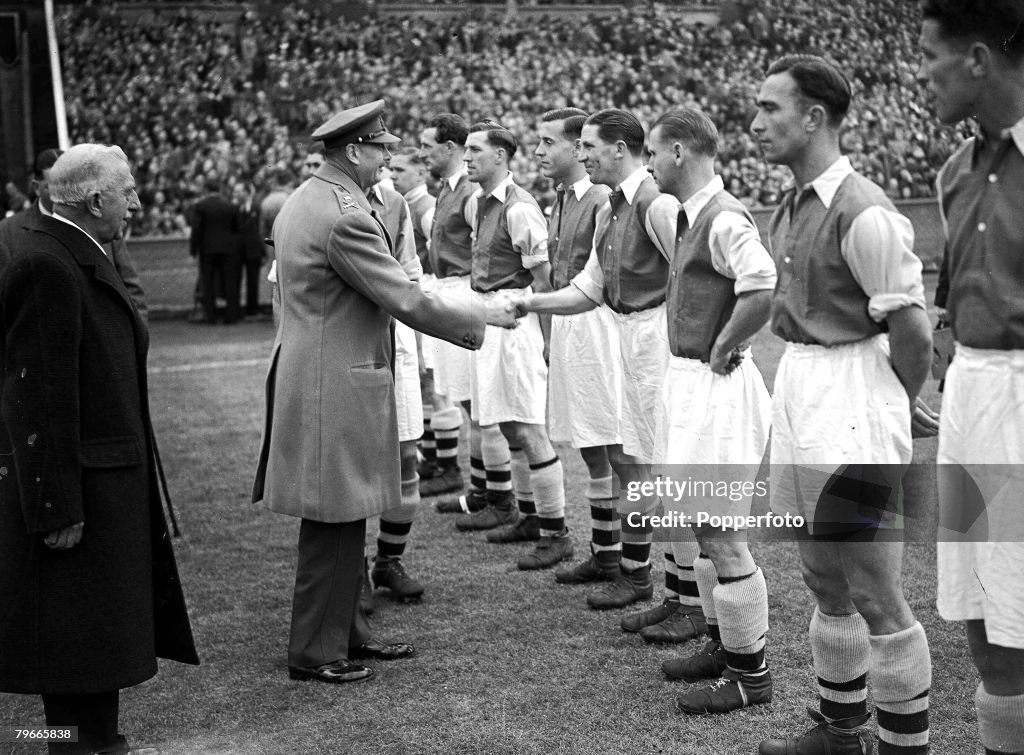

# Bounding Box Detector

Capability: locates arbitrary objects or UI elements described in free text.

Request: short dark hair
[204,176,221,193]
[766,55,852,126]
[469,120,518,160]
[34,148,63,179]
[651,109,720,158]
[921,0,1024,62]
[584,109,645,157]
[541,108,589,141]
[429,113,469,147]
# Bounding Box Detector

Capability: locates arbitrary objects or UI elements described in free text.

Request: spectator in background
[234,181,266,317]
[190,177,241,324]
[0,169,29,219]
[302,146,325,178]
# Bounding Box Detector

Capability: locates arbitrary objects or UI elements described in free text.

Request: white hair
[48,144,131,206]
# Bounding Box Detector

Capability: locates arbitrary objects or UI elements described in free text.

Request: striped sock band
[377,518,413,559]
[431,406,462,468]
[871,622,930,754]
[810,607,870,721]
[531,456,565,537]
[715,568,769,674]
[694,554,720,637]
[469,456,486,493]
[977,685,1024,755]
[586,475,620,554]
[482,425,511,494]
[663,551,679,600]
[420,417,437,464]
[672,533,701,608]
[620,516,652,571]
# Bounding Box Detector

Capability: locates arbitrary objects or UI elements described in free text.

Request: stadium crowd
[56,0,969,236]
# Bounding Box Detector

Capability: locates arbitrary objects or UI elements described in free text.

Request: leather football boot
[418,462,463,497]
[758,708,874,755]
[675,668,772,715]
[436,488,487,514]
[486,514,541,543]
[555,548,620,584]
[640,603,708,643]
[371,557,425,601]
[621,598,680,633]
[455,491,516,531]
[586,565,653,609]
[517,530,574,570]
[662,640,728,682]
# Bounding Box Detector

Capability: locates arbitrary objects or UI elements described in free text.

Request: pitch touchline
[149,357,266,374]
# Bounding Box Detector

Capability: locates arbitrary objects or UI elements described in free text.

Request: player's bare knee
[800,561,851,612]
[699,537,754,576]
[579,445,612,479]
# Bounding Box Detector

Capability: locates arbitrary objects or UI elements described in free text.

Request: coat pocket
[349,363,391,387]
[80,436,143,468]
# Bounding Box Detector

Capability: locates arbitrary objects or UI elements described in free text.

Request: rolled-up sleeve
[571,246,605,305]
[709,211,777,294]
[842,206,926,321]
[507,201,549,270]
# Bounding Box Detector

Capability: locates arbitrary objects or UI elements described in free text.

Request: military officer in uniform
[253,101,517,684]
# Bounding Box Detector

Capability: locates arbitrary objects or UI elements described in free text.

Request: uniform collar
[446,165,468,191]
[782,155,853,209]
[680,175,725,228]
[563,174,593,201]
[616,166,650,204]
[475,171,516,203]
[974,114,1024,161]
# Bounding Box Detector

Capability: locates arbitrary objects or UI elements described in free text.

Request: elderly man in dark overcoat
[0,144,197,754]
[0,147,148,321]
[253,100,516,684]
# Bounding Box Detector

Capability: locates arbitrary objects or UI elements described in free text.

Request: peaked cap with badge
[311,99,402,150]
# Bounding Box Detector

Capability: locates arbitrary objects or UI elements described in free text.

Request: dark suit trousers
[289,518,371,668]
[200,253,242,323]
[42,690,127,754]
[243,259,263,314]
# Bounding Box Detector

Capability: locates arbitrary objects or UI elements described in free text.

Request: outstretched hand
[485,294,519,329]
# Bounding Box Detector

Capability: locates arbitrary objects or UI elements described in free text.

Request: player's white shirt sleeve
[507,201,549,270]
[841,206,926,321]
[709,211,777,294]
[643,193,680,262]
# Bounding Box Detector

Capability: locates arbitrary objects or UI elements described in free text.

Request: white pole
[43,0,69,150]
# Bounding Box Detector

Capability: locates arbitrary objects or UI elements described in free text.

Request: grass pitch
[1,295,983,754]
